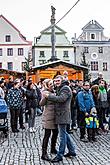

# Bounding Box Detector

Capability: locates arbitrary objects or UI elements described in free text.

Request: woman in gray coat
[40,79,58,161]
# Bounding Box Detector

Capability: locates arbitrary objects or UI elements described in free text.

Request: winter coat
[47,81,72,124]
[99,86,108,108]
[26,89,38,110]
[77,89,95,113]
[35,85,42,108]
[40,89,57,129]
[7,87,23,110]
[107,88,110,106]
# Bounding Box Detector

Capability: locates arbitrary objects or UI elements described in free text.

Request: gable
[82,20,104,31]
[35,24,70,45]
[0,15,31,44]
[41,25,66,34]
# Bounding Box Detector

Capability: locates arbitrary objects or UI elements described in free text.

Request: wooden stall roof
[0,68,25,78]
[32,60,88,71]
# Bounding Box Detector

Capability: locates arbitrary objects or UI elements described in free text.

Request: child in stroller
[0,97,8,137]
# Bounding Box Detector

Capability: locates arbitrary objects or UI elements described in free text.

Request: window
[103,62,107,71]
[39,51,45,57]
[39,60,46,65]
[63,51,69,57]
[98,47,103,53]
[84,47,89,53]
[18,48,23,56]
[7,62,13,70]
[21,62,26,71]
[5,35,11,42]
[91,61,98,71]
[91,33,95,39]
[7,48,13,56]
[0,63,2,68]
[0,49,2,56]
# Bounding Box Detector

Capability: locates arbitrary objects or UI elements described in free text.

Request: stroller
[0,97,8,137]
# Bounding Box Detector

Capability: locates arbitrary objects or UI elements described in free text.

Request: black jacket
[26,89,38,109]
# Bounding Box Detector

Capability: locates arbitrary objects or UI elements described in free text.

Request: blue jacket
[77,89,95,113]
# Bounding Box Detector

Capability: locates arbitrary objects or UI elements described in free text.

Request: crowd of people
[0,71,110,163]
[0,76,42,133]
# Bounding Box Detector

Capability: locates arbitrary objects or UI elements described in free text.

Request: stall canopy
[0,68,25,80]
[31,60,88,83]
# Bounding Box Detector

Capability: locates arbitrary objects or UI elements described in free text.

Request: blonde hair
[43,79,52,89]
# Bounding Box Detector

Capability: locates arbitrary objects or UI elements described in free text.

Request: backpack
[85,114,99,129]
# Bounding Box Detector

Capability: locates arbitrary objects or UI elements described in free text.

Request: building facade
[32,25,74,66]
[72,20,110,82]
[0,15,32,72]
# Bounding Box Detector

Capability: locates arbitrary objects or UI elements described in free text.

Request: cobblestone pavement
[0,115,110,165]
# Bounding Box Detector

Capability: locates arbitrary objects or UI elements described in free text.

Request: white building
[0,15,32,72]
[72,20,110,82]
[33,25,74,66]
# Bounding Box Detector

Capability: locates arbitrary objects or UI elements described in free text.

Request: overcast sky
[0,0,110,41]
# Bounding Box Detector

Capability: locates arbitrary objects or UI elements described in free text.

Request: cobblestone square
[0,115,110,165]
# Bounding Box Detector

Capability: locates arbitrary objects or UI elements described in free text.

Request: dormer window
[63,51,69,57]
[84,47,89,53]
[98,47,103,53]
[5,35,11,42]
[91,33,95,40]
[39,51,45,58]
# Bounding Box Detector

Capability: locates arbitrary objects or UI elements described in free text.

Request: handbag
[0,97,8,113]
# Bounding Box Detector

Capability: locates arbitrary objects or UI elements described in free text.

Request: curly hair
[91,84,99,99]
